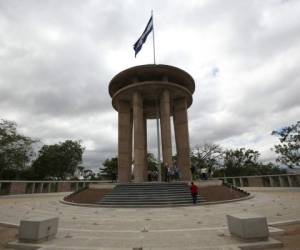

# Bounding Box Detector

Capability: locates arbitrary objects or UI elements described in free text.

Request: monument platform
[2,187,299,249]
[62,182,250,208]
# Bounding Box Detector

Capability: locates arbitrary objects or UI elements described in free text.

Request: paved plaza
[0,187,300,249]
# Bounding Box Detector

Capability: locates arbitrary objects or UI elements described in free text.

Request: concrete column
[160,89,173,167]
[143,118,148,181]
[75,182,79,191]
[0,182,2,192]
[118,100,133,183]
[173,98,192,181]
[31,183,35,193]
[287,176,293,187]
[279,176,285,187]
[240,178,244,187]
[296,175,300,186]
[133,91,146,182]
[39,183,44,193]
[232,178,237,186]
[129,108,134,181]
[269,177,275,187]
[48,183,51,193]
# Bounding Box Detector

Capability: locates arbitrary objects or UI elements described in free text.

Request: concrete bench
[19,216,59,243]
[226,213,269,240]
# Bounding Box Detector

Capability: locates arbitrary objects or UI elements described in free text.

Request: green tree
[100,154,159,181]
[147,153,159,181]
[32,140,84,179]
[191,143,223,176]
[83,169,96,180]
[77,165,85,178]
[272,121,300,168]
[213,161,285,177]
[100,157,118,181]
[222,148,260,176]
[254,162,285,175]
[213,147,286,177]
[147,153,158,172]
[0,119,36,179]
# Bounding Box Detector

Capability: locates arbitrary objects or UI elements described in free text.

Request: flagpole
[156,99,161,182]
[151,10,156,65]
[152,10,160,180]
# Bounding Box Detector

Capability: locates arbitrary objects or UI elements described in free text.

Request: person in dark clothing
[174,165,180,181]
[190,165,196,180]
[190,182,199,204]
[164,163,167,182]
[164,162,171,182]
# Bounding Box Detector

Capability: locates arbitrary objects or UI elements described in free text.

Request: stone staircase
[97,182,206,207]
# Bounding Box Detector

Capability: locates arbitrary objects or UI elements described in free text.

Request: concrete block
[226,213,269,240]
[19,216,59,243]
[196,180,222,186]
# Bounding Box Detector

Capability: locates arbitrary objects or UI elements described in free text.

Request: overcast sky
[1,0,299,170]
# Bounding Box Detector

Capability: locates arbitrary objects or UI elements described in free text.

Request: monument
[109,64,195,183]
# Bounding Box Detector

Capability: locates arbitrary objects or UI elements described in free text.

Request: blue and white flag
[133,16,153,57]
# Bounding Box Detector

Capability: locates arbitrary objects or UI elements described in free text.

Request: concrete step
[113,187,191,191]
[108,189,190,192]
[98,182,205,207]
[99,201,206,206]
[112,188,190,192]
[103,193,193,197]
[102,192,197,196]
[100,197,205,201]
[100,194,205,199]
[101,197,205,203]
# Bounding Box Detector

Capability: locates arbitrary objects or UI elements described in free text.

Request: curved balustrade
[0,174,299,196]
[0,180,112,195]
[217,174,300,187]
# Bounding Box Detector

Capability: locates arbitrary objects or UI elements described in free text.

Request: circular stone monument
[109,64,195,183]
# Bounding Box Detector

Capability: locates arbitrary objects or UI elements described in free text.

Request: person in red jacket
[190,182,199,204]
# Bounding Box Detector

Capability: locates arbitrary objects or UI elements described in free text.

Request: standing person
[174,164,180,181]
[164,162,170,182]
[190,165,196,180]
[201,168,208,180]
[166,165,171,182]
[190,182,199,204]
[169,165,175,181]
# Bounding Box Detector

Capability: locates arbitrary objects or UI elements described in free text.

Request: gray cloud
[1,0,300,170]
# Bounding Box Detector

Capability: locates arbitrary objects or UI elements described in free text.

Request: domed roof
[109,64,195,97]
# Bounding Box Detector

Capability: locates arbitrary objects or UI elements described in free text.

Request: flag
[133,16,153,57]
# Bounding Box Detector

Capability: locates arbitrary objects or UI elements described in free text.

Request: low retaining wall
[1,174,299,195]
[219,174,300,188]
[0,181,111,196]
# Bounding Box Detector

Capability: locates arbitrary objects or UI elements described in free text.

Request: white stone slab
[19,216,59,243]
[226,213,269,239]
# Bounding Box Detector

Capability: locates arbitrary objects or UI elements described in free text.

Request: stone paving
[0,187,299,249]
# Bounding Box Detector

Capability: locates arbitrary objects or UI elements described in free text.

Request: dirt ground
[0,222,299,249]
[0,225,17,250]
[64,188,112,203]
[273,223,300,250]
[198,185,248,202]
